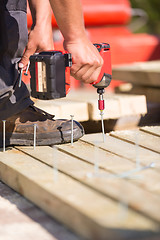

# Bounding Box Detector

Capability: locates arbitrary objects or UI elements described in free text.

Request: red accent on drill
[98,99,104,111]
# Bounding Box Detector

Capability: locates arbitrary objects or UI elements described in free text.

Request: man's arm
[19,0,54,68]
[49,0,103,84]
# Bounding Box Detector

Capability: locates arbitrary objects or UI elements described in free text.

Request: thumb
[19,44,36,69]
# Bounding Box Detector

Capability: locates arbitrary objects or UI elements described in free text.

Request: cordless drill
[29,43,112,114]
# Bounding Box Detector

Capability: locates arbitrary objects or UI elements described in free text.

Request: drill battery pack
[30,51,72,100]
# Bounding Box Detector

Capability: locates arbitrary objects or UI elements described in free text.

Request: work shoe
[0,105,84,147]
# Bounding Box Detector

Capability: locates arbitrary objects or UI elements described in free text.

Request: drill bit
[70,115,74,146]
[2,120,6,152]
[53,145,58,182]
[98,89,106,143]
[100,110,105,142]
[33,124,37,150]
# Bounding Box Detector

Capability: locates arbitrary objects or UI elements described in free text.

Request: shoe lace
[30,105,55,120]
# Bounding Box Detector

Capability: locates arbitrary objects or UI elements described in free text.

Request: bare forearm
[19,0,54,68]
[49,0,86,41]
[28,0,52,27]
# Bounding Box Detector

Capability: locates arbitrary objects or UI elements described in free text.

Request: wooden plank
[140,126,160,138]
[81,115,142,133]
[32,90,147,122]
[112,61,160,87]
[17,143,160,197]
[0,148,159,240]
[16,145,160,223]
[115,84,160,103]
[81,134,160,171]
[33,98,89,122]
[55,141,160,195]
[66,90,147,120]
[0,181,81,240]
[110,129,160,154]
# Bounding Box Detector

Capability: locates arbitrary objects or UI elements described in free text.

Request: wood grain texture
[16,144,160,220]
[55,141,160,195]
[0,181,81,240]
[33,98,89,122]
[32,90,147,122]
[0,127,160,240]
[66,90,147,120]
[110,129,160,154]
[81,134,160,171]
[0,148,159,240]
[115,84,160,103]
[140,126,160,137]
[112,61,160,87]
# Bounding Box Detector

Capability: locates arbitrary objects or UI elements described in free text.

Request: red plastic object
[27,0,131,28]
[86,27,160,64]
[82,0,131,26]
[92,43,112,85]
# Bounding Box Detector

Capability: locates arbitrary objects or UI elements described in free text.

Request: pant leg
[0,7,33,120]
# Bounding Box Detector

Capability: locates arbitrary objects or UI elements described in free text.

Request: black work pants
[0,0,33,120]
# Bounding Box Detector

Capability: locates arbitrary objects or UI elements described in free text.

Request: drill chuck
[98,88,105,111]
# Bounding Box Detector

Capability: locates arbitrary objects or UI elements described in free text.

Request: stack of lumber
[0,126,160,240]
[33,90,147,131]
[113,60,160,103]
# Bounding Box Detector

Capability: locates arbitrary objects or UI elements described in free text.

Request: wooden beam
[66,90,147,120]
[140,126,160,138]
[81,134,160,172]
[112,61,160,87]
[0,148,159,240]
[115,84,160,103]
[17,144,160,200]
[110,129,160,154]
[32,90,147,122]
[33,98,89,122]
[55,141,160,195]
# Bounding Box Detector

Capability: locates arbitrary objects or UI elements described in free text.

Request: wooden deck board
[16,145,160,222]
[112,61,160,87]
[0,148,159,239]
[115,84,160,103]
[54,142,160,195]
[81,134,160,171]
[140,126,160,138]
[0,181,81,240]
[0,127,160,240]
[110,129,160,154]
[33,98,89,122]
[33,90,147,122]
[66,90,147,121]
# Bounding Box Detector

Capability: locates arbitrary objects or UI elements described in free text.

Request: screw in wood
[86,143,100,178]
[53,146,58,182]
[94,144,99,175]
[2,120,6,152]
[100,110,106,143]
[33,124,37,150]
[24,61,30,76]
[135,131,141,169]
[18,68,23,87]
[70,115,74,146]
[117,190,129,222]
